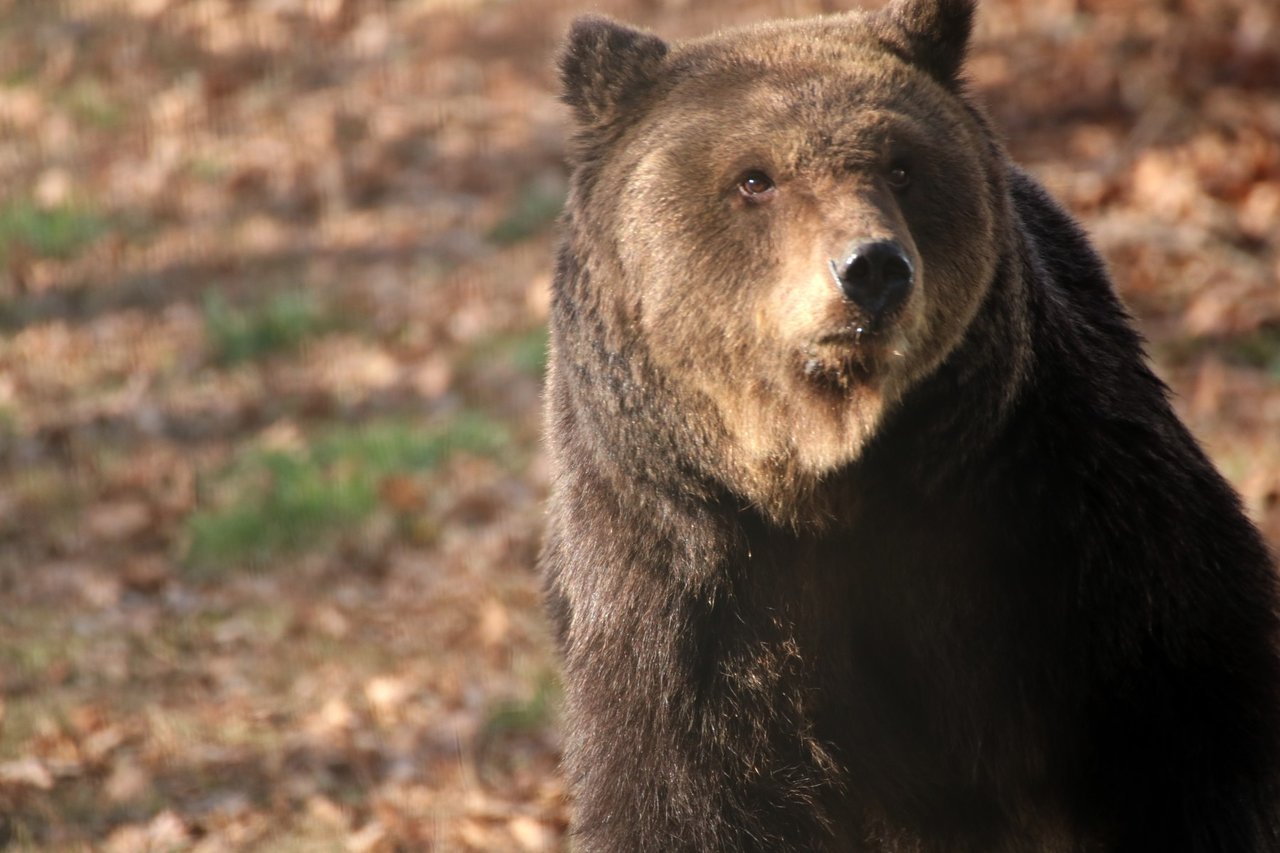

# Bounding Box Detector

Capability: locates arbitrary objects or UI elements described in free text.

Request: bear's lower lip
[817,329,870,346]
[800,344,881,390]
[801,357,877,393]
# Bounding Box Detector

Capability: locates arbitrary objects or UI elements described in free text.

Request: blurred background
[0,0,1276,848]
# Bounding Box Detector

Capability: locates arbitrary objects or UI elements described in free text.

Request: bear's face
[560,2,1006,516]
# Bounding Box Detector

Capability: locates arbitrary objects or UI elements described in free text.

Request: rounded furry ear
[559,16,668,129]
[873,0,975,87]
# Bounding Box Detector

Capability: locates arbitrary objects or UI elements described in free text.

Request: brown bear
[540,1,1280,850]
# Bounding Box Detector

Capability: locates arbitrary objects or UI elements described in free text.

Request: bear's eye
[886,162,911,190]
[738,170,776,202]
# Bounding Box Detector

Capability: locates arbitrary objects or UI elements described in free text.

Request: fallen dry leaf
[104,756,153,804]
[122,555,172,594]
[346,819,392,853]
[509,814,556,851]
[86,500,153,544]
[0,758,53,791]
[364,674,414,725]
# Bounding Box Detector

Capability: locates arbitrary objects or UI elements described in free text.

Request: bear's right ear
[559,16,669,130]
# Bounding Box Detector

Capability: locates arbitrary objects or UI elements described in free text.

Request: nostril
[882,253,913,289]
[845,255,872,284]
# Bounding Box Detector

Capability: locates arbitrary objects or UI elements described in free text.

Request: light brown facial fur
[566,13,1005,522]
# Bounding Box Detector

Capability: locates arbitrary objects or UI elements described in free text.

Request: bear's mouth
[801,340,880,391]
[816,328,871,347]
[800,322,908,393]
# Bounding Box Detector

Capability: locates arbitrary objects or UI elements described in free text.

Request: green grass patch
[189,155,228,183]
[60,78,124,130]
[480,671,561,740]
[504,326,549,377]
[1225,324,1280,377]
[467,325,548,379]
[1160,324,1280,379]
[0,199,105,265]
[488,181,564,246]
[183,414,511,574]
[2,65,36,87]
[203,290,327,365]
[0,404,16,444]
[474,670,562,787]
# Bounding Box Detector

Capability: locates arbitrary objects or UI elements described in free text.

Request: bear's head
[556,0,1012,521]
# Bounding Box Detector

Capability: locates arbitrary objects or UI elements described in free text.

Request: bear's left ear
[559,16,669,131]
[873,0,976,87]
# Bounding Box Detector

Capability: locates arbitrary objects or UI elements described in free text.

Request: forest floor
[0,0,1277,849]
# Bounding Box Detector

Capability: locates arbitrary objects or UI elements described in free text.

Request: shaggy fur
[541,1,1280,850]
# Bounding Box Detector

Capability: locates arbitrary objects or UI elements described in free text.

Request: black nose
[830,240,914,320]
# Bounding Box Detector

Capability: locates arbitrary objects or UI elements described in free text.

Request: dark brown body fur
[541,2,1280,850]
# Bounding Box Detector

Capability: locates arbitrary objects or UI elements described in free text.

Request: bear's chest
[735,508,1069,831]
